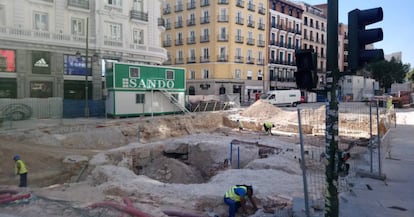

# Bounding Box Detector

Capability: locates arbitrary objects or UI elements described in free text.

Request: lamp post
[76,18,89,117]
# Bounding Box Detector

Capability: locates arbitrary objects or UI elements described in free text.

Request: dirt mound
[241,100,285,119]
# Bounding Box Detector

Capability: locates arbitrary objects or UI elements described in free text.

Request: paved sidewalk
[340,124,414,217]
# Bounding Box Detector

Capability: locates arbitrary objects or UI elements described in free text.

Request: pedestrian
[263,122,275,135]
[237,120,244,131]
[224,185,258,217]
[13,155,28,187]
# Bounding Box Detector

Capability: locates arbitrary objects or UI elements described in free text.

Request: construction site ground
[0,101,404,217]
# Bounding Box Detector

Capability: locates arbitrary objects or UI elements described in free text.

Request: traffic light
[295,49,317,90]
[348,7,384,71]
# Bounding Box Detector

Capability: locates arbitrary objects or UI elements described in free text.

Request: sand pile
[240,100,298,124]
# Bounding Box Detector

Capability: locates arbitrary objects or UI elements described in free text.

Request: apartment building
[267,0,303,90]
[300,2,327,88]
[315,3,349,73]
[338,23,349,72]
[0,0,166,100]
[161,0,268,102]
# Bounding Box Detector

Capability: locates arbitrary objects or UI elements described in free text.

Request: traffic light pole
[325,0,339,216]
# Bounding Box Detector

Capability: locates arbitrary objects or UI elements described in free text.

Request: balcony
[236,0,244,8]
[68,0,89,10]
[218,0,229,4]
[175,21,183,28]
[175,39,183,46]
[200,16,210,24]
[158,18,165,27]
[235,36,244,43]
[163,40,171,47]
[175,58,184,64]
[257,40,265,47]
[41,0,53,2]
[187,2,196,10]
[217,34,228,42]
[246,38,255,45]
[247,3,255,11]
[200,0,210,7]
[200,56,210,63]
[258,23,265,30]
[235,17,244,25]
[165,23,171,30]
[246,57,255,64]
[187,57,196,64]
[130,10,148,22]
[258,7,265,15]
[163,7,171,14]
[187,37,196,44]
[187,19,196,26]
[200,35,209,42]
[175,4,183,12]
[247,21,255,28]
[217,55,228,62]
[257,59,264,65]
[234,56,244,63]
[218,15,229,22]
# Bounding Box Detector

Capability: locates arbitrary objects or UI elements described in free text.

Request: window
[133,0,143,11]
[235,69,241,79]
[129,67,140,78]
[166,70,174,80]
[279,51,283,61]
[71,18,85,35]
[106,22,122,40]
[190,70,195,79]
[247,71,252,80]
[203,47,209,58]
[202,69,209,79]
[136,94,145,104]
[34,11,48,31]
[133,29,144,44]
[220,47,226,59]
[189,49,195,60]
[0,5,5,26]
[108,0,122,7]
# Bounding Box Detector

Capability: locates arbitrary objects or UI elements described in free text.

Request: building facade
[338,23,349,72]
[0,0,166,100]
[267,0,303,91]
[300,2,326,88]
[161,0,268,102]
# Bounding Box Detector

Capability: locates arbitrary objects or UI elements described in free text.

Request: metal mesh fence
[297,102,395,217]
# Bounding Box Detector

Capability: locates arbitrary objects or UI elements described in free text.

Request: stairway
[159,89,191,114]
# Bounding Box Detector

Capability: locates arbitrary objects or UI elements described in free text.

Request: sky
[304,0,414,69]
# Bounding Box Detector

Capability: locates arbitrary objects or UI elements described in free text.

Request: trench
[128,139,282,184]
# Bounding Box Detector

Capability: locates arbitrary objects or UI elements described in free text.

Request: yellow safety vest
[225,185,247,202]
[264,122,273,128]
[15,160,28,175]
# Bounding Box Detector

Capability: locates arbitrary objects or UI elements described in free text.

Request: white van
[261,89,302,107]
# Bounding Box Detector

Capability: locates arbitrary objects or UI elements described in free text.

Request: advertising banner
[0,49,16,72]
[64,54,92,76]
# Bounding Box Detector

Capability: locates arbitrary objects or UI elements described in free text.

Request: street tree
[366,57,410,89]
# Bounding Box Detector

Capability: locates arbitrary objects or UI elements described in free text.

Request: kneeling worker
[224,185,258,217]
[263,122,275,135]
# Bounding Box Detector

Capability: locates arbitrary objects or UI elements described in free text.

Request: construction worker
[263,122,275,135]
[237,120,244,131]
[224,185,258,217]
[13,155,28,187]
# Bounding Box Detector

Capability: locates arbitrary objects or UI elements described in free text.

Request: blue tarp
[63,100,105,118]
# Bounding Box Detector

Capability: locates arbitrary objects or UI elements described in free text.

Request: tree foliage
[406,68,414,82]
[366,57,410,89]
